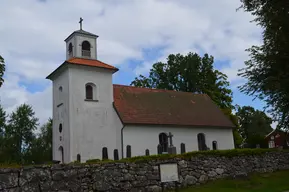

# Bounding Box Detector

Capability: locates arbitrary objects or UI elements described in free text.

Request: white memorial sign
[159,163,179,183]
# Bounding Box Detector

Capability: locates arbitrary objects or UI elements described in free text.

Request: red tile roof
[113,84,235,128]
[67,58,118,71]
[46,58,118,80]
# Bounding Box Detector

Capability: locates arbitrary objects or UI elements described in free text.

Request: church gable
[113,84,235,128]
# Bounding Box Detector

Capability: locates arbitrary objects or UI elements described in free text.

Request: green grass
[178,170,289,192]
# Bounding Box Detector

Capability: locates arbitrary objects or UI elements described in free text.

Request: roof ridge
[113,84,208,95]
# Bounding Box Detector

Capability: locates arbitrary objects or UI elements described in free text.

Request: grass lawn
[178,170,289,192]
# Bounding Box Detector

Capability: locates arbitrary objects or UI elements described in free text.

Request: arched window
[58,146,64,163]
[85,83,97,100]
[59,86,63,92]
[59,124,62,133]
[212,141,217,150]
[197,133,206,151]
[81,41,91,57]
[159,133,168,153]
[85,84,93,100]
[68,43,73,57]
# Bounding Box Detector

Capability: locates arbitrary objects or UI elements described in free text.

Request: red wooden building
[265,129,289,149]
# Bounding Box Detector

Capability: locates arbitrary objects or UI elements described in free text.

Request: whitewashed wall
[122,125,235,157]
[52,67,71,163]
[68,65,122,162]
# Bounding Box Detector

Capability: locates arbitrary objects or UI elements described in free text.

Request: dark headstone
[168,146,177,155]
[145,149,150,156]
[157,144,162,155]
[126,145,131,158]
[102,147,108,160]
[114,149,119,160]
[180,143,186,154]
[77,154,81,162]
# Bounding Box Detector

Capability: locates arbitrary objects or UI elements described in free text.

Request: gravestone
[145,149,150,156]
[126,145,131,158]
[157,144,162,155]
[114,149,119,160]
[168,132,177,155]
[180,143,186,154]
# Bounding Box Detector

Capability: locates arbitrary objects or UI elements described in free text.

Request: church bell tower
[64,17,99,60]
[47,18,119,163]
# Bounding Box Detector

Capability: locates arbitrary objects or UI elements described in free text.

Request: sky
[0,0,276,127]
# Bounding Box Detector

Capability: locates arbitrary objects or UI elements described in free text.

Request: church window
[212,141,217,150]
[59,86,63,92]
[197,133,206,151]
[68,43,73,57]
[81,40,91,57]
[85,83,97,101]
[59,123,63,133]
[86,84,93,99]
[159,133,168,153]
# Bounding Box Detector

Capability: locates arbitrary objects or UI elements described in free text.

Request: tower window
[86,84,93,100]
[81,41,91,57]
[59,123,63,133]
[68,43,73,57]
[85,83,97,101]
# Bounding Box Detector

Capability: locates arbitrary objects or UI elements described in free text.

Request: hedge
[85,148,288,164]
[0,148,287,168]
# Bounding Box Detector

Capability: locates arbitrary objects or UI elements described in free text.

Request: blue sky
[0,0,272,126]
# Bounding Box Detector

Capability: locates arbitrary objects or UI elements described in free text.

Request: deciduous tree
[25,118,52,164]
[238,0,289,130]
[235,105,273,147]
[131,52,234,110]
[5,104,39,163]
[0,55,5,87]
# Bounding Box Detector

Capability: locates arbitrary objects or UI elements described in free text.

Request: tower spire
[79,17,83,30]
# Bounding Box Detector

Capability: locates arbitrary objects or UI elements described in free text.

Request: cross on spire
[79,17,83,30]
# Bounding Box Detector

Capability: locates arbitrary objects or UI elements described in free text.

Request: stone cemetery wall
[0,150,289,192]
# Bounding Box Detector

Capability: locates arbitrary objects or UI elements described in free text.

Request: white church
[46,20,235,163]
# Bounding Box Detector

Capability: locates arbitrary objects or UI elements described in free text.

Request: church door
[58,146,64,163]
[197,133,206,151]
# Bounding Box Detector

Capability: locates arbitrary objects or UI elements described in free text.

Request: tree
[0,104,7,162]
[0,55,5,87]
[25,118,52,164]
[0,104,6,136]
[131,52,241,146]
[235,105,273,147]
[5,104,39,163]
[237,0,289,130]
[131,52,234,110]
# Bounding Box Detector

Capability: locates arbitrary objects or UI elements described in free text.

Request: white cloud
[0,0,262,124]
